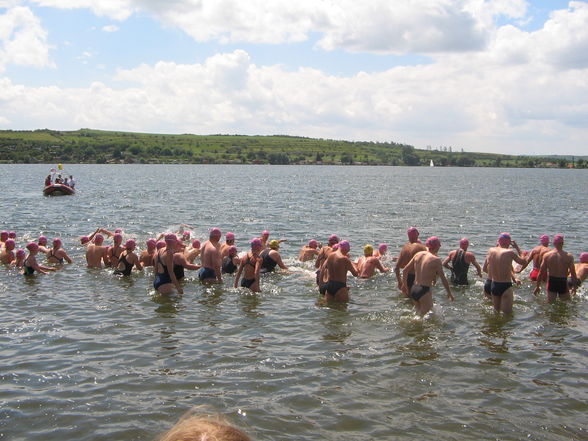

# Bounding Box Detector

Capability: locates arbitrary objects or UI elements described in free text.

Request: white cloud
[102,24,119,32]
[0,6,53,72]
[31,0,135,20]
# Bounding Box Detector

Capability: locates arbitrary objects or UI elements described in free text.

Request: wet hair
[158,409,252,441]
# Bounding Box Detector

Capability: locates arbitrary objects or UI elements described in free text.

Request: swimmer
[172,244,201,280]
[37,236,50,254]
[8,231,16,240]
[373,243,396,261]
[85,234,110,268]
[516,235,551,281]
[153,234,183,294]
[0,239,16,264]
[0,231,8,249]
[569,252,588,293]
[47,238,73,264]
[298,239,320,262]
[12,249,25,268]
[442,238,483,285]
[107,233,124,268]
[23,242,56,275]
[184,239,201,264]
[315,234,339,285]
[320,240,359,302]
[113,239,143,276]
[395,227,427,295]
[402,236,454,316]
[484,233,526,314]
[259,229,287,249]
[260,240,288,273]
[198,228,223,283]
[221,246,240,274]
[139,239,157,267]
[220,232,236,258]
[158,408,252,441]
[357,244,389,278]
[80,228,100,246]
[234,238,263,292]
[534,234,577,303]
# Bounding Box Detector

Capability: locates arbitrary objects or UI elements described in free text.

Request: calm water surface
[0,165,587,441]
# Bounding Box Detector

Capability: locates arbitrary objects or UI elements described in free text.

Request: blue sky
[0,0,586,155]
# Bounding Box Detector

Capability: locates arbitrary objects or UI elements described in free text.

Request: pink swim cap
[498,233,511,247]
[553,234,564,245]
[38,236,47,245]
[156,240,166,249]
[426,236,441,250]
[113,233,123,244]
[539,234,549,245]
[332,243,340,251]
[328,234,339,245]
[309,239,318,248]
[16,249,25,258]
[26,242,39,252]
[339,240,350,252]
[146,239,157,248]
[226,232,235,241]
[114,228,123,234]
[124,239,136,249]
[182,230,191,240]
[251,238,262,248]
[8,231,16,239]
[407,227,419,241]
[228,245,237,254]
[4,239,15,250]
[94,234,104,244]
[0,231,8,241]
[262,230,270,237]
[165,233,177,243]
[459,238,469,250]
[210,227,222,238]
[191,239,201,248]
[80,236,90,244]
[580,252,588,263]
[378,243,388,253]
[53,238,62,247]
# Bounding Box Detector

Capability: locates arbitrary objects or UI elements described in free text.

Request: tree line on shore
[0,128,585,168]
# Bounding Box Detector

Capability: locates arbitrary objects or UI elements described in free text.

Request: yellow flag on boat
[58,163,63,170]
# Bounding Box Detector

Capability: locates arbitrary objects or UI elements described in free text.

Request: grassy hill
[0,128,585,168]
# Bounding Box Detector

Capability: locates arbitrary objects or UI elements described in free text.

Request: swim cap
[16,249,25,258]
[182,230,191,240]
[497,233,511,247]
[426,236,441,250]
[539,234,549,245]
[308,239,318,248]
[114,228,123,234]
[146,239,157,249]
[52,238,62,247]
[364,244,373,255]
[80,236,90,244]
[262,230,270,237]
[580,252,588,263]
[124,239,136,249]
[226,232,235,241]
[378,243,388,253]
[94,234,104,244]
[339,240,350,252]
[407,227,419,241]
[209,227,222,238]
[38,236,47,245]
[8,231,16,239]
[553,234,564,245]
[269,239,280,249]
[156,240,166,249]
[4,239,15,250]
[26,242,39,252]
[113,233,123,244]
[328,234,339,245]
[251,238,262,248]
[165,233,177,243]
[191,239,201,248]
[459,238,469,250]
[0,231,7,241]
[228,245,237,255]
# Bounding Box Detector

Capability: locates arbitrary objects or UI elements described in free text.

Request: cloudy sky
[1,0,587,155]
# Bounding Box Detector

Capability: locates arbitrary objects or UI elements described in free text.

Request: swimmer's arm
[133,254,143,271]
[533,260,548,295]
[568,257,577,289]
[442,253,453,271]
[439,271,454,301]
[62,251,73,264]
[167,250,183,294]
[375,259,389,273]
[99,228,115,238]
[87,228,100,242]
[511,240,522,255]
[101,248,111,266]
[482,257,489,274]
[471,257,483,278]
[513,253,527,266]
[274,253,288,270]
[401,257,416,294]
[348,259,359,277]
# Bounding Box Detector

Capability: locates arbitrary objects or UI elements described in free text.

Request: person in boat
[114,239,143,276]
[395,227,427,296]
[45,175,52,187]
[402,236,454,317]
[55,174,62,184]
[153,234,183,294]
[63,177,69,186]
[69,175,75,188]
[47,238,73,264]
[220,232,236,258]
[357,244,390,278]
[569,252,588,293]
[320,240,359,302]
[139,239,157,267]
[23,242,56,276]
[534,234,577,303]
[234,238,263,292]
[442,238,483,285]
[107,233,124,268]
[198,228,223,283]
[222,246,240,274]
[0,239,16,264]
[298,239,320,262]
[85,234,110,268]
[260,240,288,273]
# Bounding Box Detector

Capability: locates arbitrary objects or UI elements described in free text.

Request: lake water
[0,164,587,441]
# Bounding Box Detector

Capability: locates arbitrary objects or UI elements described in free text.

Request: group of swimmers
[1,226,586,317]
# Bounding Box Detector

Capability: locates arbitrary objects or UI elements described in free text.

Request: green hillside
[0,128,585,168]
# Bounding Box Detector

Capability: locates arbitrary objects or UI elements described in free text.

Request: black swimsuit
[451,249,470,285]
[114,251,134,276]
[222,256,238,274]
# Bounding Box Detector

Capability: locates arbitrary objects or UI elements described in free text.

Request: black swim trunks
[323,280,346,296]
[491,281,512,297]
[547,276,568,295]
[241,278,255,288]
[410,284,430,301]
[406,273,416,290]
[198,267,216,281]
